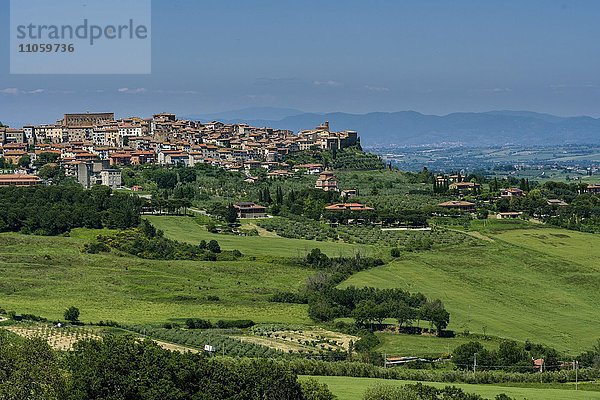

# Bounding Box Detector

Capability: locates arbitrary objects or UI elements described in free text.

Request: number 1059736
[18,43,75,53]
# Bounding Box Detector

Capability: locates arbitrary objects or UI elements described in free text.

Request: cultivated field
[145,215,375,258]
[5,325,101,351]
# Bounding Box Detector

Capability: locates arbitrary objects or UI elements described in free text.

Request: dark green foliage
[185,318,213,329]
[284,249,448,331]
[300,378,337,400]
[18,154,31,167]
[97,226,229,261]
[34,151,60,167]
[453,340,561,372]
[207,239,222,253]
[363,382,489,400]
[285,357,600,384]
[270,291,309,304]
[354,331,381,352]
[83,241,110,254]
[390,248,401,257]
[0,185,141,235]
[65,334,306,400]
[0,332,68,399]
[286,147,385,170]
[577,338,600,368]
[63,306,80,322]
[207,202,240,223]
[215,319,255,329]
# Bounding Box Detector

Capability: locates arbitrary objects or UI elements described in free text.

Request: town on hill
[0,112,359,188]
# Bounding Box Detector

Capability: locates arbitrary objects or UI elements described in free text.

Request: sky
[1,0,600,126]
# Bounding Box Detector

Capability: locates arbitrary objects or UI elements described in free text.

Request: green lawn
[303,376,600,400]
[375,332,501,358]
[145,215,375,258]
[0,231,312,325]
[341,226,600,354]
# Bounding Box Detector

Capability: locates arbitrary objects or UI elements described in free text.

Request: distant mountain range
[186,108,600,146]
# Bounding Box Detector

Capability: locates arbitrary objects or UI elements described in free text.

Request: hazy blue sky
[2,0,600,126]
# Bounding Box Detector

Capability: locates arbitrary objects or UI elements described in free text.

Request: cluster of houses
[0,113,359,189]
[434,174,599,218]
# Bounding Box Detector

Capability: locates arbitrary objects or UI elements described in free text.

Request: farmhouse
[437,200,476,212]
[325,203,374,212]
[586,184,600,194]
[547,199,569,207]
[501,188,524,197]
[449,181,481,193]
[0,173,42,186]
[293,163,323,175]
[315,171,338,192]
[234,202,267,219]
[497,212,522,219]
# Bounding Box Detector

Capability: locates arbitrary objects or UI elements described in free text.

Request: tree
[207,240,221,253]
[305,248,330,268]
[300,378,336,400]
[420,299,450,334]
[275,186,284,205]
[38,163,63,180]
[18,154,31,168]
[64,306,80,323]
[452,341,485,370]
[34,152,60,167]
[392,301,415,328]
[225,203,238,224]
[199,240,207,250]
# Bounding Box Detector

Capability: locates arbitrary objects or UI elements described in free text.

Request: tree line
[0,332,335,399]
[0,185,141,235]
[94,220,237,261]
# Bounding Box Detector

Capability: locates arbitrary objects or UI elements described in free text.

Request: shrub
[390,248,401,257]
[215,320,255,329]
[83,242,110,254]
[185,318,213,329]
[64,306,80,323]
[300,378,337,400]
[207,240,221,253]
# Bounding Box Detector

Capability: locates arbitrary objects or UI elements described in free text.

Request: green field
[2,215,600,357]
[0,230,312,325]
[375,331,501,357]
[145,215,375,258]
[342,225,600,354]
[303,376,600,400]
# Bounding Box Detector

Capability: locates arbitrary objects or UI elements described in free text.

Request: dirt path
[153,339,199,354]
[244,223,280,238]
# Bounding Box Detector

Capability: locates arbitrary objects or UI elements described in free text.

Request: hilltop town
[0,112,358,188]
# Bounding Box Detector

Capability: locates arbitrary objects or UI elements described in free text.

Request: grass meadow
[342,225,600,354]
[2,216,599,358]
[0,230,312,325]
[302,376,600,400]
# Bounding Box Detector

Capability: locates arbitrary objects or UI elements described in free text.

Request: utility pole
[473,352,477,373]
[575,360,579,391]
